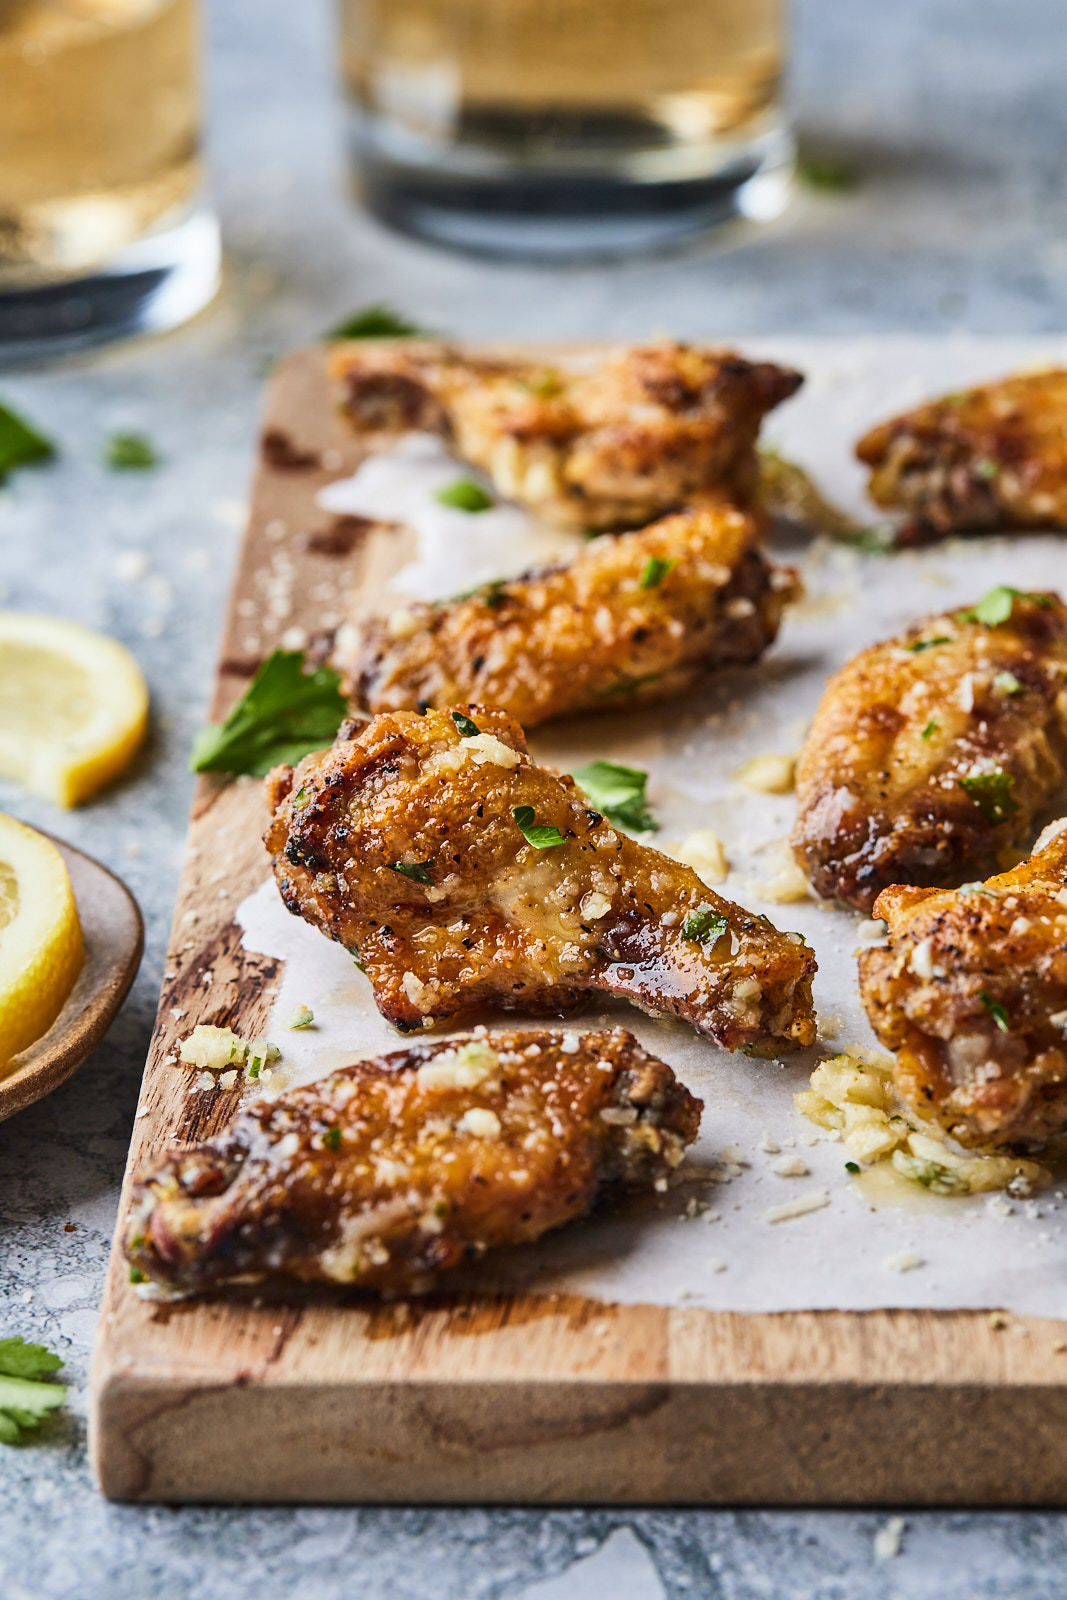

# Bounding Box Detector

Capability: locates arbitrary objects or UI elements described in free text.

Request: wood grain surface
[89,348,1067,1506]
[0,837,143,1124]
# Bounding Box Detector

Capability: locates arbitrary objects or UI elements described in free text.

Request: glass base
[350,120,795,262]
[0,206,221,366]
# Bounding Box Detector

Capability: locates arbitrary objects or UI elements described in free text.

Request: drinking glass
[0,0,220,362]
[338,0,793,260]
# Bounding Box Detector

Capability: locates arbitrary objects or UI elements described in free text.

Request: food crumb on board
[771,1154,810,1178]
[873,1516,906,1562]
[708,1258,727,1274]
[989,1312,1009,1331]
[733,753,796,794]
[883,1249,924,1274]
[763,1188,831,1224]
[758,1132,780,1154]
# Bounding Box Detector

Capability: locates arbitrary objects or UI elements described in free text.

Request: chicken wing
[343,504,799,727]
[792,588,1067,911]
[331,341,802,530]
[859,819,1067,1148]
[264,706,816,1053]
[125,1027,702,1294]
[856,369,1067,544]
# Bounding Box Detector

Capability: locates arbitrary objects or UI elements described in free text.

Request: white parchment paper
[238,337,1067,1318]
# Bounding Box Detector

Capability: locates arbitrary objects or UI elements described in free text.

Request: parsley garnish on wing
[682,906,729,944]
[957,769,1019,824]
[190,650,347,776]
[0,400,55,481]
[325,304,430,340]
[921,719,939,740]
[571,760,657,834]
[907,636,952,653]
[639,557,675,590]
[513,806,565,849]
[105,432,157,470]
[390,861,434,885]
[436,478,494,513]
[979,991,1010,1033]
[957,586,1052,627]
[451,711,480,737]
[0,1337,66,1444]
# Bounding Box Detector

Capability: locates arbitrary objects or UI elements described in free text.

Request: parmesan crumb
[459,1108,501,1140]
[771,1153,810,1177]
[883,1249,924,1273]
[763,1188,830,1224]
[734,753,795,794]
[873,1516,906,1562]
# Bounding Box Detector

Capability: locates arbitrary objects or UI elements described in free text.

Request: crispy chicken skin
[331,341,802,531]
[263,707,816,1053]
[125,1028,702,1294]
[857,370,1067,544]
[859,820,1067,1148]
[792,590,1067,911]
[343,504,799,726]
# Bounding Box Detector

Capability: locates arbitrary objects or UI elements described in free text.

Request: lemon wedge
[0,613,148,807]
[0,812,83,1065]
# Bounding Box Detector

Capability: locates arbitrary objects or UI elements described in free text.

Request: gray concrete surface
[1,0,1066,1593]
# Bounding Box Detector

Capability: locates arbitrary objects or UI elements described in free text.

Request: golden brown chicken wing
[859,820,1067,1148]
[125,1027,702,1294]
[331,340,802,530]
[264,706,816,1053]
[343,503,798,726]
[792,588,1067,911]
[857,369,1067,544]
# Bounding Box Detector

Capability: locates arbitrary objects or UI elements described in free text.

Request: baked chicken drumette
[264,706,816,1054]
[125,1027,702,1294]
[792,587,1067,911]
[343,503,799,726]
[331,340,802,531]
[860,820,1067,1149]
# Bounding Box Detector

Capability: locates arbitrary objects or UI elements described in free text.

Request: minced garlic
[734,753,796,794]
[671,828,729,885]
[752,839,810,904]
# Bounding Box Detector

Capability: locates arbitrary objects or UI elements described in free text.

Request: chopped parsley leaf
[105,431,157,470]
[513,806,565,849]
[844,1161,861,1174]
[979,991,1010,1032]
[322,1125,342,1151]
[796,155,858,192]
[325,304,429,340]
[345,942,366,973]
[436,478,494,513]
[190,650,346,776]
[993,670,1023,696]
[682,905,729,944]
[571,760,656,834]
[523,368,562,398]
[921,719,939,740]
[907,636,952,653]
[957,586,1051,627]
[390,861,434,885]
[957,768,1018,824]
[0,400,55,481]
[451,711,480,737]
[639,556,675,590]
[974,458,999,480]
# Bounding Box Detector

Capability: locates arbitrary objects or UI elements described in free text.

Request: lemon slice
[0,812,83,1065]
[0,613,148,807]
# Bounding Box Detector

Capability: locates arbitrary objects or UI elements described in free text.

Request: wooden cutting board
[89,347,1067,1506]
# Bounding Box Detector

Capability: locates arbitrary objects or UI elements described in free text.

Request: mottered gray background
[2,0,1067,1594]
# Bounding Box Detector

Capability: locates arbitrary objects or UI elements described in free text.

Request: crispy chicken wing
[343,504,799,726]
[792,589,1067,911]
[859,820,1067,1148]
[264,706,816,1053]
[857,369,1067,544]
[331,341,802,530]
[125,1027,702,1294]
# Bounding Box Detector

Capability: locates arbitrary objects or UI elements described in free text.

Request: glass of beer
[338,0,792,260]
[0,0,219,361]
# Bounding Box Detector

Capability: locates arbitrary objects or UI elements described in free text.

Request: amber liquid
[0,0,201,283]
[342,0,783,168]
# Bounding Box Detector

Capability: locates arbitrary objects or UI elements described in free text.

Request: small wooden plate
[0,836,143,1122]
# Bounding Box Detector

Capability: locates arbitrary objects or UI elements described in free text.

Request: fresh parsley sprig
[957,587,1051,627]
[572,760,657,834]
[105,432,157,470]
[390,861,433,885]
[436,478,494,513]
[190,651,347,777]
[682,906,729,944]
[639,557,675,591]
[0,1337,66,1444]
